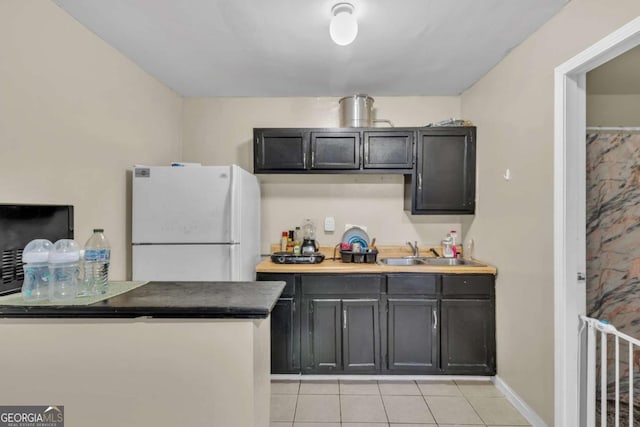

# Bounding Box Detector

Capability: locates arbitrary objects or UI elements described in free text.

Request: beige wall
[0,318,270,427]
[182,97,463,254]
[460,0,640,423]
[0,1,183,280]
[587,94,640,126]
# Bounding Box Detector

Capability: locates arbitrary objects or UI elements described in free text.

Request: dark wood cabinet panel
[387,298,439,373]
[408,127,476,214]
[270,298,299,373]
[442,274,494,298]
[363,131,414,169]
[343,299,380,372]
[441,299,495,374]
[254,129,307,172]
[305,298,343,372]
[257,273,300,374]
[311,132,360,169]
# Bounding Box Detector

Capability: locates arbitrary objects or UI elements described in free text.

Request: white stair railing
[580,315,639,426]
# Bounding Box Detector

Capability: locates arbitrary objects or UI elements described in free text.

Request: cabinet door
[387,298,439,373]
[441,299,495,374]
[342,299,380,372]
[257,273,300,373]
[254,129,308,172]
[302,298,342,372]
[310,132,360,170]
[363,131,414,169]
[270,298,300,373]
[413,128,475,213]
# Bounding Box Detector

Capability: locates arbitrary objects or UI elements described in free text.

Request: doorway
[554,16,640,427]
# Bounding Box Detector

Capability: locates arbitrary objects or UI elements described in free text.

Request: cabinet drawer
[387,274,438,295]
[442,275,494,297]
[257,273,297,297]
[302,274,382,295]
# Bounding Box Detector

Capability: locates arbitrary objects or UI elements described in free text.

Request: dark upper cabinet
[363,131,414,170]
[254,129,307,172]
[407,127,476,214]
[311,132,360,169]
[253,128,416,174]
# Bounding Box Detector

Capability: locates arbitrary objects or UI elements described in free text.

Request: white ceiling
[588,45,640,94]
[53,0,569,97]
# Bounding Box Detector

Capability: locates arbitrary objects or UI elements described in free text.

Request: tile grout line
[455,380,489,426]
[290,381,300,425]
[377,380,392,425]
[417,380,438,425]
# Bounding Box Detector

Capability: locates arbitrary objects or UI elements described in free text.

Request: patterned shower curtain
[586,131,640,419]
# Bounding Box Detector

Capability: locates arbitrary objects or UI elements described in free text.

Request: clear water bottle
[21,239,53,302]
[82,229,110,296]
[48,239,80,301]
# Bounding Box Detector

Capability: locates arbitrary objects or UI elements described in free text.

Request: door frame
[554,16,640,427]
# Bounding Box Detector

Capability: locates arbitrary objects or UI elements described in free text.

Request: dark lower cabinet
[343,299,380,372]
[302,297,381,374]
[441,299,495,374]
[387,298,438,373]
[256,273,300,374]
[270,298,299,373]
[259,272,495,376]
[307,298,342,371]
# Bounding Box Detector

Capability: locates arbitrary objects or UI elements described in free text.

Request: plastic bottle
[449,230,458,257]
[21,239,53,302]
[442,236,454,258]
[280,231,288,252]
[48,239,81,301]
[83,229,111,296]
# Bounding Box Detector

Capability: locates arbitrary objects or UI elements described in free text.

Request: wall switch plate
[324,216,335,232]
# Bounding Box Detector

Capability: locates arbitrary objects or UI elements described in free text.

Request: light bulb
[329,3,358,46]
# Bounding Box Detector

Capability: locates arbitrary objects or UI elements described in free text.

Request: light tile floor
[270,379,531,427]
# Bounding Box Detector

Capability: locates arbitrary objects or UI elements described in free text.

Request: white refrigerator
[131,165,260,282]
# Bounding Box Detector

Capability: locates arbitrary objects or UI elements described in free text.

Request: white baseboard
[493,375,548,427]
[271,373,493,381]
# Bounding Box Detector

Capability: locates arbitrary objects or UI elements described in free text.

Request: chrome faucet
[406,241,419,257]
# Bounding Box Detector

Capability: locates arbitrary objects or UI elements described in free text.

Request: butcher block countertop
[257,245,497,275]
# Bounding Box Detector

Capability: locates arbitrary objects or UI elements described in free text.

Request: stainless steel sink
[378,257,426,266]
[420,258,485,266]
[378,257,486,267]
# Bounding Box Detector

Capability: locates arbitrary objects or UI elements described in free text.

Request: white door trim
[554,16,640,427]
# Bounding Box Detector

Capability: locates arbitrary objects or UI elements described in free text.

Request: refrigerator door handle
[229,166,240,244]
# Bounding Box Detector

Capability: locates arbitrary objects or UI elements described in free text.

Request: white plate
[341,226,370,249]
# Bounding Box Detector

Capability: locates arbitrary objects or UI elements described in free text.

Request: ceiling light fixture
[329,3,358,46]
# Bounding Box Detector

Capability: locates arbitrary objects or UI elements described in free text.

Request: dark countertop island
[0,280,284,426]
[0,281,285,318]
